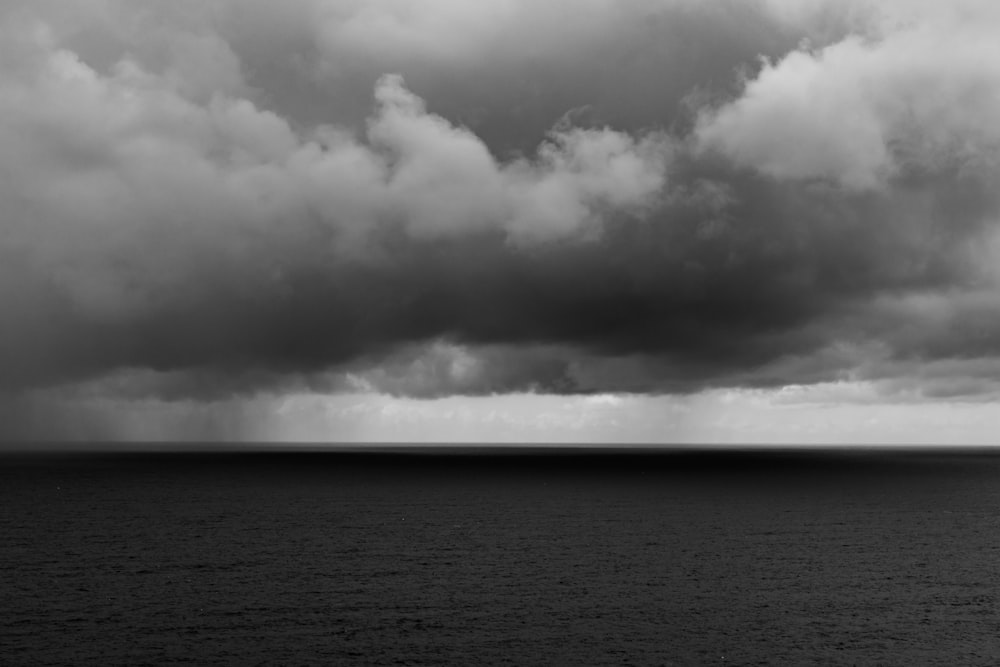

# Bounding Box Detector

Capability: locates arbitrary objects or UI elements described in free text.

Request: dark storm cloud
[4,0,1000,407]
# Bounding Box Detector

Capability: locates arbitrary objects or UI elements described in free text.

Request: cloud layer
[4,0,1000,429]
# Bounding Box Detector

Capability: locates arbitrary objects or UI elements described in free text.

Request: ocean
[3,447,1000,665]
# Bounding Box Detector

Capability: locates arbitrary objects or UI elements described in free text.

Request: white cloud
[367,74,671,241]
[697,0,1000,189]
[6,0,1000,446]
[0,16,670,373]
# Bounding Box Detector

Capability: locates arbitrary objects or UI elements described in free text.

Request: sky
[4,0,1000,445]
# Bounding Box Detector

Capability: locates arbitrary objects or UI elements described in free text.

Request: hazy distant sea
[3,447,1000,665]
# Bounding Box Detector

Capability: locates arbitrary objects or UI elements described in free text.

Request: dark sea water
[3,446,1000,666]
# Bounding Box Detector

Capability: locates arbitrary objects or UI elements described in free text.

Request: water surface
[3,447,1000,665]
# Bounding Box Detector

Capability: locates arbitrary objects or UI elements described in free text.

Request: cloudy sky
[4,0,1000,445]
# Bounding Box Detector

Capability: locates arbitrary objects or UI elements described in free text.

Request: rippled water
[3,448,1000,665]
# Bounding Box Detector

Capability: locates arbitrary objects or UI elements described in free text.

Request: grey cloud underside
[12,168,996,398]
[4,0,1000,400]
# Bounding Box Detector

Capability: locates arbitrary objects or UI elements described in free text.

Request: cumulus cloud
[697,1,1000,188]
[0,11,670,393]
[5,0,1000,443]
[365,74,670,240]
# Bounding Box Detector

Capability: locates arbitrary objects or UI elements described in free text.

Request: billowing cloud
[0,11,670,392]
[4,0,1000,443]
[697,1,1000,188]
